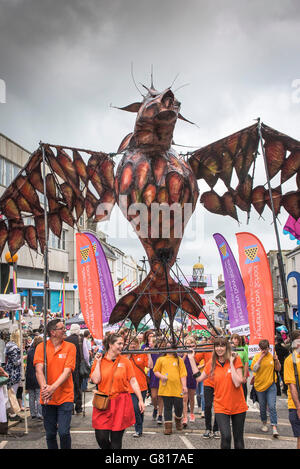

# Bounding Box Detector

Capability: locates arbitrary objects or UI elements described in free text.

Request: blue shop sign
[32,290,44,297]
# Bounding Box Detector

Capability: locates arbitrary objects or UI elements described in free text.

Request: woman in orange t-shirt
[90,333,145,449]
[188,336,248,449]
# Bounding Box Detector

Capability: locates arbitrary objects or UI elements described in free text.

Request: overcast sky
[0,0,299,283]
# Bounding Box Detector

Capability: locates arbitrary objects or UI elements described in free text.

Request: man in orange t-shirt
[34,319,76,449]
[196,349,219,438]
[126,339,153,437]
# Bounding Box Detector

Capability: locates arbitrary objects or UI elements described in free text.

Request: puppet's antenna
[174,83,190,93]
[131,62,145,97]
[151,64,154,89]
[170,73,180,89]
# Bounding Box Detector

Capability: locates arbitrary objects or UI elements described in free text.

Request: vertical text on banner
[76,232,103,340]
[236,232,275,358]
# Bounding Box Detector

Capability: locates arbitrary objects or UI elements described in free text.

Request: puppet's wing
[188,122,300,222]
[0,144,116,256]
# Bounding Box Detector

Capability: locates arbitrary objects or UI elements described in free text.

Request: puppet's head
[116,82,194,152]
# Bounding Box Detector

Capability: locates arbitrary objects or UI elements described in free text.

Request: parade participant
[196,334,220,439]
[182,336,198,426]
[149,338,164,424]
[65,323,83,414]
[4,332,23,420]
[82,330,92,392]
[25,336,43,420]
[284,330,300,449]
[188,336,248,449]
[275,334,289,396]
[0,332,5,367]
[90,333,145,449]
[83,330,92,365]
[140,330,155,399]
[141,330,155,350]
[153,344,187,435]
[127,337,153,437]
[231,334,249,400]
[251,339,281,437]
[0,366,9,435]
[34,319,76,449]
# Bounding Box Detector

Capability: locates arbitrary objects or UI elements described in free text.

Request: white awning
[0,293,21,311]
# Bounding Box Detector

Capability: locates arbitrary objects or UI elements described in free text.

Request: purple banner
[84,232,116,324]
[213,233,250,336]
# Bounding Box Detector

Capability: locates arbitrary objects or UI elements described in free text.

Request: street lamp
[4,251,18,294]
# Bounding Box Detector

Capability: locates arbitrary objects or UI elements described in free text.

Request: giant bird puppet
[0,80,299,332]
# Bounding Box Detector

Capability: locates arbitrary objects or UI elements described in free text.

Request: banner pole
[41,143,49,382]
[257,121,292,336]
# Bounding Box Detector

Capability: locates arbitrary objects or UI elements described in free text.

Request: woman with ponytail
[188,336,248,449]
[90,333,145,449]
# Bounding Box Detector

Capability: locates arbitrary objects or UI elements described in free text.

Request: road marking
[179,435,195,449]
[127,431,157,435]
[0,441,8,449]
[71,431,94,433]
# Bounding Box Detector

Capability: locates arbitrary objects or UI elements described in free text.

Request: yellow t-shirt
[153,355,187,398]
[251,352,277,392]
[284,352,300,410]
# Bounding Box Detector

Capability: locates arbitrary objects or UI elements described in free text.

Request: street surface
[0,387,297,451]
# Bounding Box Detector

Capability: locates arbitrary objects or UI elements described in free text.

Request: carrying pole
[257,121,292,336]
[41,143,49,381]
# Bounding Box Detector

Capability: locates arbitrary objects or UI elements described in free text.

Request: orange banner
[236,232,274,357]
[76,232,103,340]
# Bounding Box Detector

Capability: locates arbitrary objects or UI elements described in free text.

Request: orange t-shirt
[204,356,248,415]
[196,352,214,387]
[128,354,149,393]
[91,355,136,399]
[34,340,76,406]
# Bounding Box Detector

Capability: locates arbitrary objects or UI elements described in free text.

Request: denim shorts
[289,409,300,437]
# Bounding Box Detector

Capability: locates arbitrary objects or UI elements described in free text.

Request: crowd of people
[0,320,300,450]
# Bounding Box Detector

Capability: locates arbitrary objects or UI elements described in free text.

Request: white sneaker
[272,426,279,438]
[261,425,268,432]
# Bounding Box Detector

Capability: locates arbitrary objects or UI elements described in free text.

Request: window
[50,229,66,250]
[13,165,19,179]
[0,156,21,187]
[62,230,66,250]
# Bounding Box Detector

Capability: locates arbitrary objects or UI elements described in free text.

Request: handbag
[79,360,91,380]
[92,391,110,411]
[79,337,91,379]
[0,376,9,387]
[92,357,119,411]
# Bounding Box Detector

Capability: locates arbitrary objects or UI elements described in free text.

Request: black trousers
[162,396,183,422]
[204,386,218,432]
[215,412,246,449]
[72,370,82,412]
[95,429,125,449]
